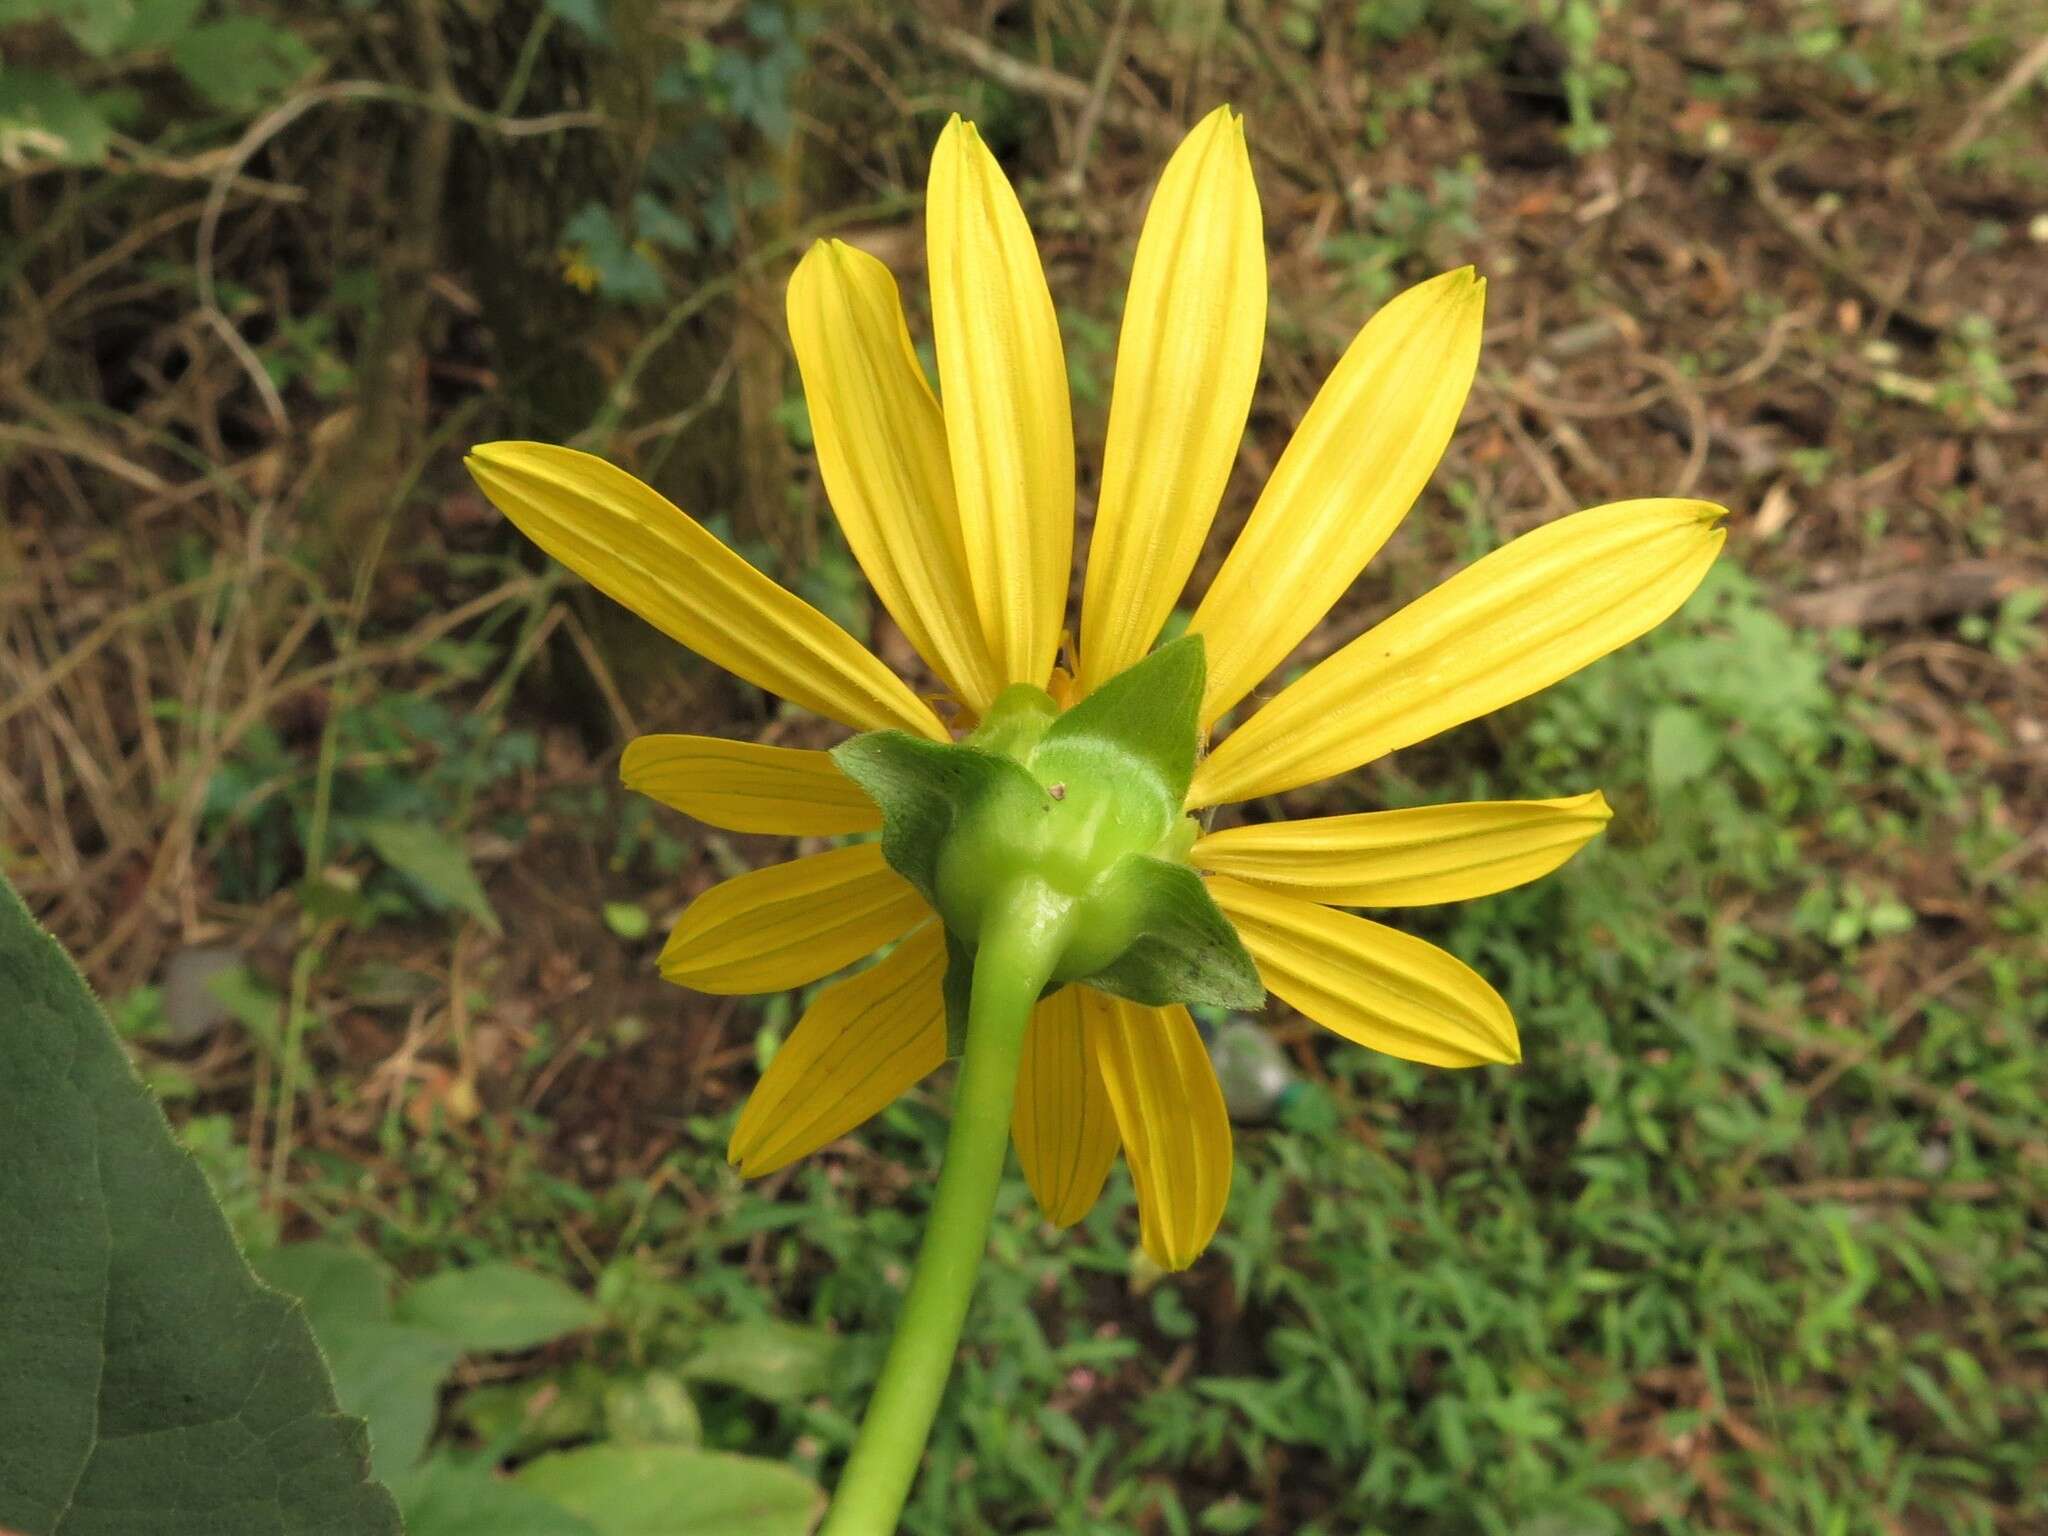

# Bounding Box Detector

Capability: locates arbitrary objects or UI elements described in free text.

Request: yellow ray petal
[927,116,1074,689]
[787,240,1004,713]
[1190,499,1727,808]
[728,923,948,1175]
[1188,267,1486,725]
[620,735,880,837]
[1011,985,1121,1227]
[1077,106,1265,694]
[1080,988,1232,1271]
[466,441,946,740]
[1192,792,1611,907]
[1207,875,1518,1067]
[659,843,926,995]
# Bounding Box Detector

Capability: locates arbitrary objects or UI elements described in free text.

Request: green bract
[833,635,1262,1050]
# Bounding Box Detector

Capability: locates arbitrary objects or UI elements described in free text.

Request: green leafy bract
[1076,858,1264,1010]
[831,730,1043,907]
[1033,632,1206,807]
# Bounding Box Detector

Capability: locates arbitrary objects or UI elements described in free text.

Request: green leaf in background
[398,1455,600,1536]
[602,1373,703,1446]
[679,1320,838,1407]
[543,0,612,45]
[603,900,652,940]
[252,1240,393,1330]
[5,0,122,54]
[0,874,400,1535]
[171,16,317,111]
[396,1260,605,1353]
[561,202,665,304]
[320,1322,465,1484]
[360,817,502,933]
[251,1241,462,1485]
[1648,704,1720,792]
[518,1446,825,1536]
[110,0,206,50]
[0,71,114,167]
[458,1368,607,1457]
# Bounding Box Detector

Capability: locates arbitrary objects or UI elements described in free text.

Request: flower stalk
[819,881,1075,1536]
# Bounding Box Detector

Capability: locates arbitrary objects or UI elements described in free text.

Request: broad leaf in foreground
[0,874,400,1536]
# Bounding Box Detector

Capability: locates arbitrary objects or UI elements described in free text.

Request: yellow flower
[466,107,1724,1271]
[558,247,601,294]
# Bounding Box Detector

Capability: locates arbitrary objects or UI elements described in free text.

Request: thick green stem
[820,881,1073,1536]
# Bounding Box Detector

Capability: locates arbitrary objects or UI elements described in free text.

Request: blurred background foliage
[3,0,2046,1532]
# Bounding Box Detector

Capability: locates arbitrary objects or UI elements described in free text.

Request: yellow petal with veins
[1192,792,1610,906]
[659,843,926,995]
[927,116,1074,688]
[1190,499,1726,808]
[1188,267,1485,726]
[1012,985,1121,1227]
[1208,876,1519,1067]
[788,240,1004,712]
[728,924,948,1175]
[621,735,880,837]
[1078,106,1265,694]
[466,441,946,740]
[1082,987,1232,1271]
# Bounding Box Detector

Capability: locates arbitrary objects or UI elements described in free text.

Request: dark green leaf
[113,0,206,50]
[360,818,502,934]
[1033,633,1205,806]
[544,0,612,44]
[0,71,114,166]
[831,731,1042,905]
[36,0,130,55]
[517,1445,824,1536]
[395,1262,603,1353]
[561,202,663,305]
[631,192,696,252]
[171,17,317,112]
[0,873,401,1535]
[1077,859,1264,1010]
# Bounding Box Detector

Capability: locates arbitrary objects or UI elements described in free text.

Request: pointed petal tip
[1489,1003,1522,1066]
[466,440,521,471]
